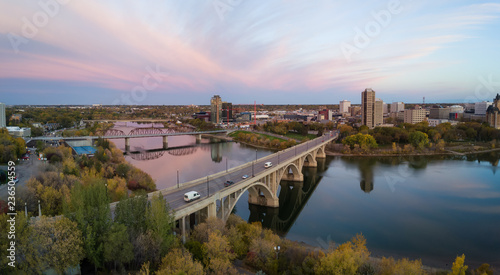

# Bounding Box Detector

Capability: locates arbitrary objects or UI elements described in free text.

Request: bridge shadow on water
[123,139,227,161]
[245,157,333,237]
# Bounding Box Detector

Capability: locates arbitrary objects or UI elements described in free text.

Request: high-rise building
[222,102,232,122]
[404,106,427,124]
[0,103,5,128]
[383,103,389,114]
[391,102,405,113]
[210,95,222,124]
[340,100,351,113]
[486,94,500,129]
[361,89,383,129]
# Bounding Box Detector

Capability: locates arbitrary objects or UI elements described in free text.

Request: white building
[6,126,31,137]
[449,105,464,114]
[475,102,492,115]
[0,102,5,128]
[339,100,351,113]
[391,102,405,113]
[428,119,458,127]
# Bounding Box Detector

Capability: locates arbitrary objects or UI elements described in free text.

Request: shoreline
[325,147,500,157]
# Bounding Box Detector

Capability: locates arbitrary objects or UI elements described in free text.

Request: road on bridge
[156,132,338,212]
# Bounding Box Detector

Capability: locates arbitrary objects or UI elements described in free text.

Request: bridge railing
[147,132,337,199]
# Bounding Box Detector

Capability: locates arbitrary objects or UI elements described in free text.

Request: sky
[1,0,500,105]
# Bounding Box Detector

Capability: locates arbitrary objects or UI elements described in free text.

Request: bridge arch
[316,145,326,159]
[279,163,303,182]
[226,182,278,219]
[302,152,317,168]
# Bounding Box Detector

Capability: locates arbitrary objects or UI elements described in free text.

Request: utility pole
[207,176,209,196]
[177,170,179,188]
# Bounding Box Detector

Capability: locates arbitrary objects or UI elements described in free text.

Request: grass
[229,130,287,142]
[284,132,317,141]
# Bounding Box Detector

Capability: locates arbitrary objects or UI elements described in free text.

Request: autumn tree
[32,216,85,274]
[156,248,204,275]
[450,254,468,275]
[342,133,378,151]
[203,230,237,274]
[314,234,370,275]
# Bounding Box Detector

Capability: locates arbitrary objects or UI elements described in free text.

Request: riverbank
[325,147,500,157]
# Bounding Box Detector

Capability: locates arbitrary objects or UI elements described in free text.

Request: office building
[391,102,405,113]
[340,100,351,113]
[0,103,5,128]
[429,106,451,119]
[210,95,222,124]
[349,106,361,116]
[222,102,232,122]
[383,103,389,114]
[475,101,493,115]
[404,106,426,124]
[449,105,464,114]
[486,94,500,129]
[361,89,383,129]
[318,109,332,121]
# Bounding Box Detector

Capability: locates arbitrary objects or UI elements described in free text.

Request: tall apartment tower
[339,100,351,113]
[210,95,222,124]
[361,88,383,129]
[0,103,6,128]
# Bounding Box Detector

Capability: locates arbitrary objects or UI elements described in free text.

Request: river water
[111,123,500,269]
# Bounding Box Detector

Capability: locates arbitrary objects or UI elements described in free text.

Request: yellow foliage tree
[450,254,468,275]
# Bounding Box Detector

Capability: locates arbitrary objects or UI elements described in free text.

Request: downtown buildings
[361,88,383,129]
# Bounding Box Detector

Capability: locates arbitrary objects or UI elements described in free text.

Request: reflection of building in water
[359,159,375,193]
[210,142,223,163]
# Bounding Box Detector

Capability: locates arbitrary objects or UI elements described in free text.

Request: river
[111,123,500,269]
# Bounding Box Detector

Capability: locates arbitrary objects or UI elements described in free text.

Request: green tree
[342,133,378,150]
[64,181,111,271]
[32,216,85,274]
[104,223,134,271]
[114,194,148,236]
[409,131,429,150]
[146,192,175,255]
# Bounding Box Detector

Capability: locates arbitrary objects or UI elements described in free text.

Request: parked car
[242,175,249,179]
[224,180,234,187]
[184,191,201,202]
[264,162,273,168]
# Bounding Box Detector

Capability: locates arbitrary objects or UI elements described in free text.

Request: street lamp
[252,161,254,177]
[255,149,257,161]
[226,158,228,172]
[274,245,280,259]
[207,176,209,196]
[177,170,179,188]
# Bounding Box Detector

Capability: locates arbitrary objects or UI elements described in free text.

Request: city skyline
[1,1,500,105]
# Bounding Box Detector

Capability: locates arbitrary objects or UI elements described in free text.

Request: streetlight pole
[255,149,257,161]
[226,158,228,172]
[177,170,179,188]
[274,245,280,260]
[252,161,254,177]
[207,176,209,196]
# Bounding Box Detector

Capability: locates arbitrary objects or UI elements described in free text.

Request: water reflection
[247,158,331,236]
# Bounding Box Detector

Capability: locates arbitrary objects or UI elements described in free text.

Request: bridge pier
[196,134,202,144]
[248,186,279,208]
[125,137,130,152]
[181,216,186,244]
[163,136,168,149]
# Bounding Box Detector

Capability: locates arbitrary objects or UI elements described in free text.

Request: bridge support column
[248,186,279,208]
[163,136,168,149]
[125,137,130,152]
[181,216,186,244]
[316,145,326,159]
[196,134,202,144]
[207,202,216,218]
[303,158,317,168]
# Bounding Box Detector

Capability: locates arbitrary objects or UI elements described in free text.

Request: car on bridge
[224,180,234,187]
[264,162,272,168]
[184,191,201,202]
[242,175,249,179]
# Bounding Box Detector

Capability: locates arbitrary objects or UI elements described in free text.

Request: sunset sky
[1,0,499,105]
